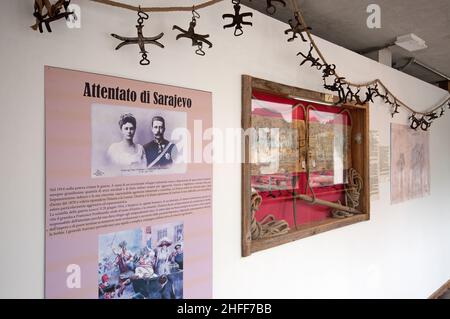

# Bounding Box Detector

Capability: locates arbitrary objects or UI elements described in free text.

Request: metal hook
[410,114,420,130]
[137,6,149,25]
[195,43,206,56]
[192,6,200,19]
[421,120,430,131]
[140,52,150,66]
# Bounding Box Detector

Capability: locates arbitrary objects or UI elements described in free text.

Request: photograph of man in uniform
[144,116,177,169]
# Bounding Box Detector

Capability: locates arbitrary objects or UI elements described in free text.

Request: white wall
[1,0,449,298]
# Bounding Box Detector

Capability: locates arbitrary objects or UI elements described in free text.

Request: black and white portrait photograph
[91,103,187,178]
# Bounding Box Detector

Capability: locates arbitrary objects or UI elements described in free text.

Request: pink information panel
[45,66,212,299]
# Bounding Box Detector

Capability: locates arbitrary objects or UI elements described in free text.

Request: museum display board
[45,67,212,299]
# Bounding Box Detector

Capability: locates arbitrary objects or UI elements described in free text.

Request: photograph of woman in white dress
[91,104,187,178]
[107,113,146,169]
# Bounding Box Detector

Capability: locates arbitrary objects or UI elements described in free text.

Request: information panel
[45,67,212,299]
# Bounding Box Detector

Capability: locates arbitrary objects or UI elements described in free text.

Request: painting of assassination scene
[98,222,184,299]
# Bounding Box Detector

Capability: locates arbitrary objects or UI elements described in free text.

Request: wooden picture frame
[242,75,370,257]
